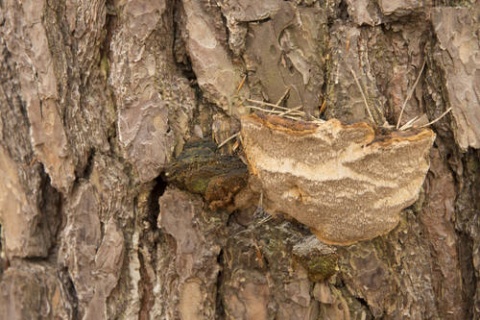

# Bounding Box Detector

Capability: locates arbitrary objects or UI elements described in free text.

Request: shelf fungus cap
[240,113,436,245]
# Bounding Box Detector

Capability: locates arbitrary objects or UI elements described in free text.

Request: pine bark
[0,1,479,319]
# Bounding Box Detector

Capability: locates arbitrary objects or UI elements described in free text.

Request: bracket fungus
[240,113,435,245]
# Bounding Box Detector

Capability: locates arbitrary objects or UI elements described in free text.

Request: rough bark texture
[0,1,479,319]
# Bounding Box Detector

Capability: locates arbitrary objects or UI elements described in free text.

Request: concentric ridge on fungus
[241,113,436,245]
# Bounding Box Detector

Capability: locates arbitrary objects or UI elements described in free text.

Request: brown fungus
[241,113,435,245]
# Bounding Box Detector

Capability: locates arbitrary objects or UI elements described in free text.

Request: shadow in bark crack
[215,249,226,320]
[147,174,168,230]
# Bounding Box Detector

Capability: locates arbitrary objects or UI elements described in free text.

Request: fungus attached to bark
[241,113,435,245]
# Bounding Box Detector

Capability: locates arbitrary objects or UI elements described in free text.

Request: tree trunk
[0,1,479,319]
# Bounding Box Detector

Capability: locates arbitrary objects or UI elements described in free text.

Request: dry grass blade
[348,66,375,124]
[236,74,247,94]
[398,115,420,131]
[276,88,291,106]
[245,99,307,120]
[246,98,293,110]
[257,215,273,225]
[278,105,303,116]
[396,61,426,129]
[283,115,305,121]
[419,107,453,128]
[246,105,304,116]
[217,132,240,149]
[245,98,324,123]
[399,107,453,130]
